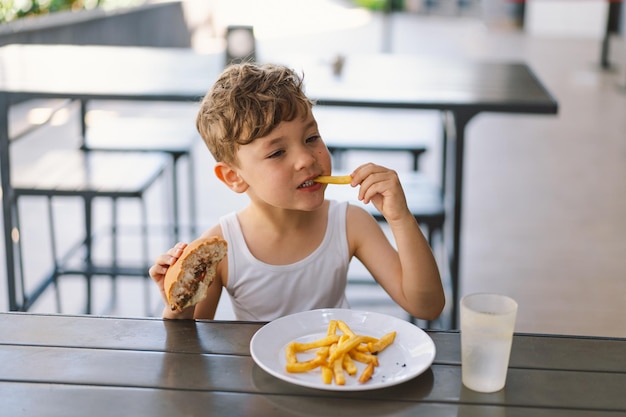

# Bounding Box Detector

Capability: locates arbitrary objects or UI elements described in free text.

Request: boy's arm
[193,260,226,319]
[348,164,445,321]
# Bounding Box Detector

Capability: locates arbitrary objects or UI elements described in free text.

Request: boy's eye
[267,149,284,159]
[306,135,320,144]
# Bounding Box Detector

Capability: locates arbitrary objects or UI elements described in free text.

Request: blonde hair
[196,63,314,165]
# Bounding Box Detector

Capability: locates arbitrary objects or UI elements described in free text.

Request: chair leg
[83,196,94,314]
[433,225,450,330]
[187,153,197,238]
[109,196,119,313]
[411,150,420,172]
[46,196,63,313]
[141,196,151,316]
[13,198,28,311]
[440,111,450,195]
[170,155,180,242]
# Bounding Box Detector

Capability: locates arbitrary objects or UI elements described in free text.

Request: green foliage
[353,0,404,11]
[0,0,144,24]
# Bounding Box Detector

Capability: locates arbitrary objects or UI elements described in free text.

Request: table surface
[0,44,558,112]
[0,312,624,417]
[0,44,558,320]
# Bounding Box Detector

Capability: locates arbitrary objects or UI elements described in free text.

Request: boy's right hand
[350,163,410,224]
[149,242,188,308]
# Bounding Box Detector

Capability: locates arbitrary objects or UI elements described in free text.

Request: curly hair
[196,63,314,166]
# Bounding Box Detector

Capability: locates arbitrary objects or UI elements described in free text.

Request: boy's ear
[214,162,249,193]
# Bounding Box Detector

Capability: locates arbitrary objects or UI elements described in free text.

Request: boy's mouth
[297,180,316,189]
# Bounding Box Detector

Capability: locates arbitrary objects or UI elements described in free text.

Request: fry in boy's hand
[284,320,395,385]
[313,175,352,185]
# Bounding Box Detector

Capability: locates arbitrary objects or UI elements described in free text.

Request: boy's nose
[294,146,317,169]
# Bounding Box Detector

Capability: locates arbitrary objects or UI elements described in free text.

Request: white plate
[250,308,436,391]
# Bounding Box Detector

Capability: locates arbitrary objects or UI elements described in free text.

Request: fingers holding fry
[284,320,396,386]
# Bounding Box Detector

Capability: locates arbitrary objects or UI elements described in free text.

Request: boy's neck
[241,201,327,232]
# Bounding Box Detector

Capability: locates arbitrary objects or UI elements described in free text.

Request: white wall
[525,0,609,38]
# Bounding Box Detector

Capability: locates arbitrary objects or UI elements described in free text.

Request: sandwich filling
[167,239,227,311]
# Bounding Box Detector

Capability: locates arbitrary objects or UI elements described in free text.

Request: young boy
[149,63,445,321]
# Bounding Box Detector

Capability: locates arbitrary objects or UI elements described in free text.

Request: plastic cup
[460,293,518,393]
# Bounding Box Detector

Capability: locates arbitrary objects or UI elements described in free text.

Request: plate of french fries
[250,308,436,391]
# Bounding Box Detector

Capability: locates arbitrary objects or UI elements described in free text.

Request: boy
[149,63,445,321]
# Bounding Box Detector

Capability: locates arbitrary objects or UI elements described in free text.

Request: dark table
[0,45,558,324]
[0,312,623,416]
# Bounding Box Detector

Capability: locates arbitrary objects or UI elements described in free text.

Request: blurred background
[1,0,625,337]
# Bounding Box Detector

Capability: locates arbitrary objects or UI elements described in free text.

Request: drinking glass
[460,293,518,393]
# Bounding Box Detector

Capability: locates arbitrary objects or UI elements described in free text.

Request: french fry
[313,175,352,185]
[342,354,358,376]
[355,344,370,353]
[327,335,365,364]
[349,349,379,366]
[284,320,396,386]
[316,346,330,360]
[333,359,346,385]
[285,356,325,373]
[292,334,339,352]
[330,344,346,385]
[327,320,338,336]
[285,342,298,364]
[338,321,378,344]
[336,320,355,337]
[368,331,397,354]
[321,365,333,384]
[358,362,376,384]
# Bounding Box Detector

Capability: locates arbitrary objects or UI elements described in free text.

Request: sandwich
[164,236,228,312]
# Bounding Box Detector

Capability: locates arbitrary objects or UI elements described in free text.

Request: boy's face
[232,109,332,212]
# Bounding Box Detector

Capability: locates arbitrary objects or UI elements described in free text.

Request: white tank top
[219,200,350,321]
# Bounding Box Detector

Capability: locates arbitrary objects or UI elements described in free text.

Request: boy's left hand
[350,163,411,223]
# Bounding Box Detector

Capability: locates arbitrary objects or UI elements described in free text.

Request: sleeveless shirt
[219,200,350,321]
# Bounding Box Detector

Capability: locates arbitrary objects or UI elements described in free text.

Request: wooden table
[0,312,623,416]
[0,45,558,324]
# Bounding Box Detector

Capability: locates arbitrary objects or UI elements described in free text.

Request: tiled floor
[2,1,625,337]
